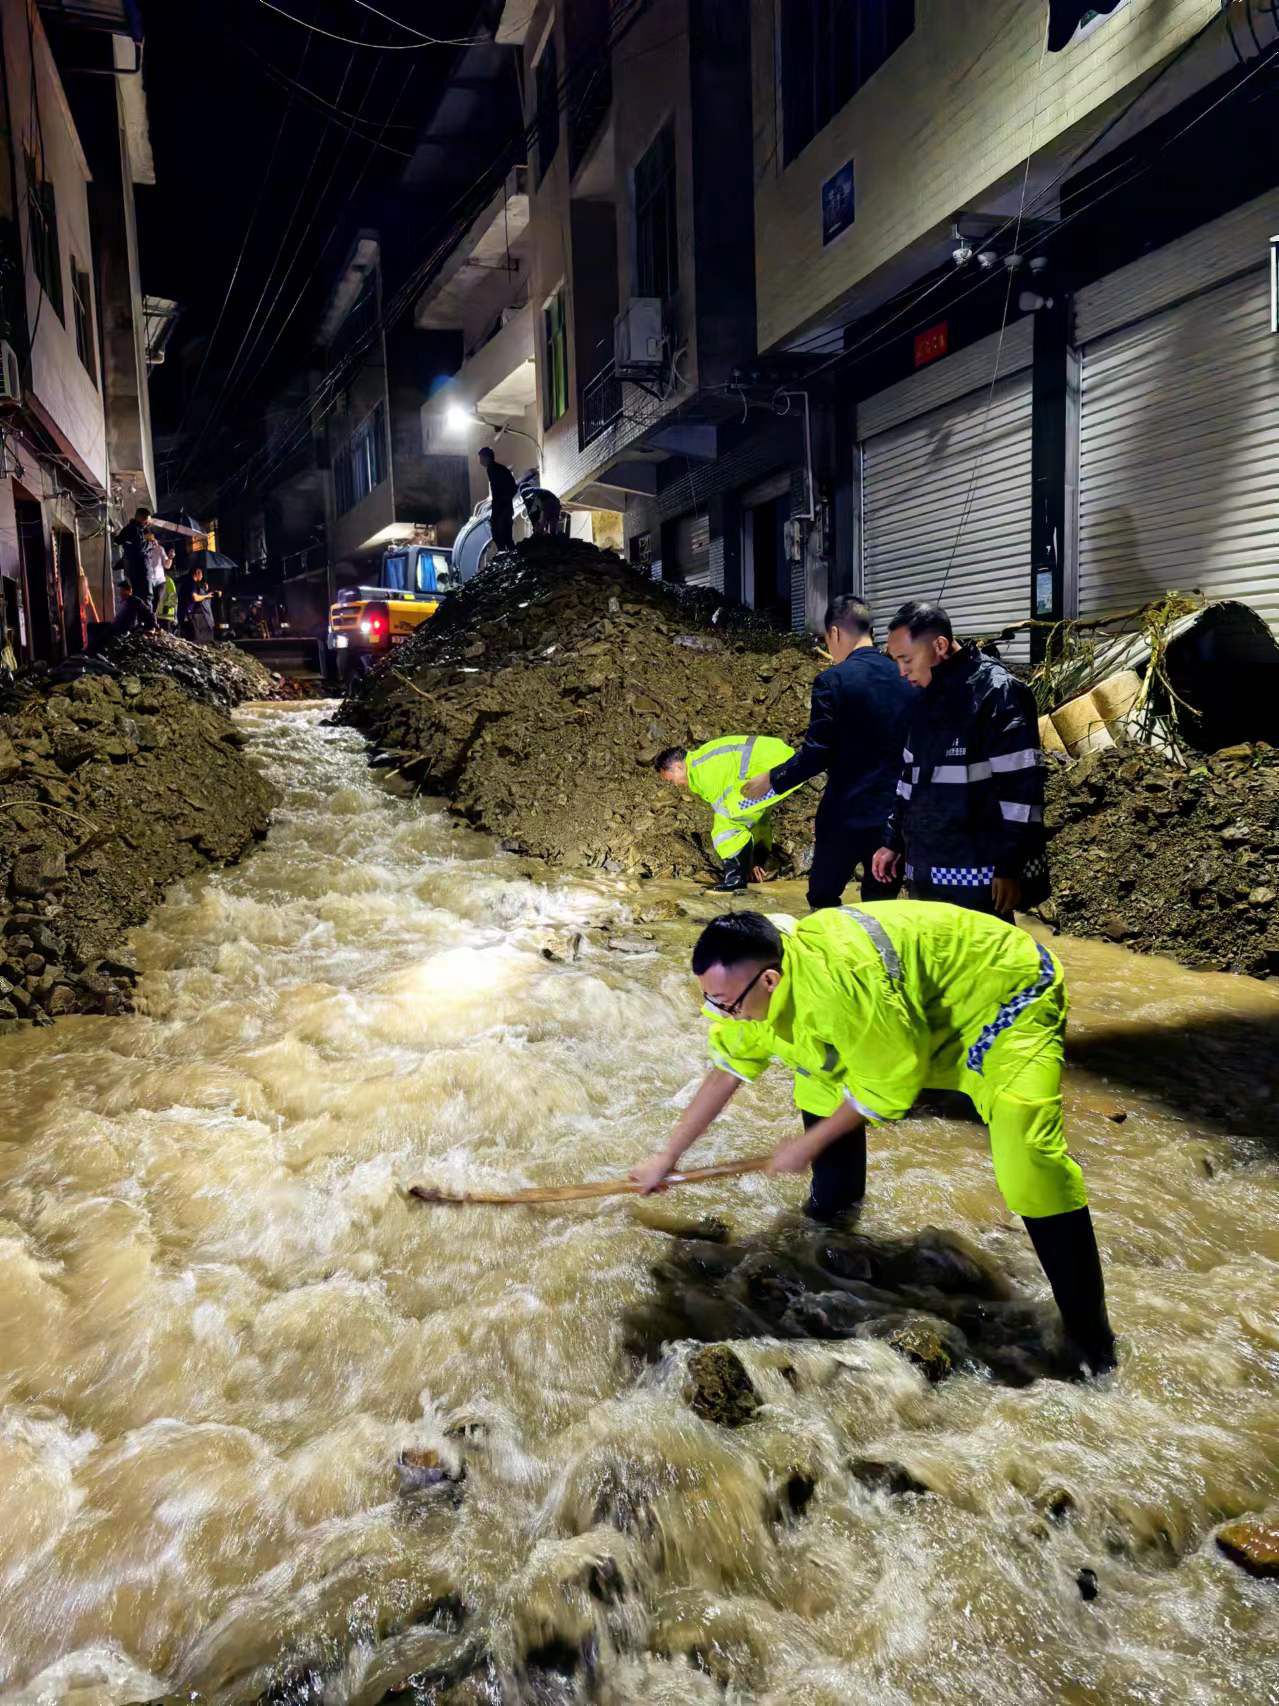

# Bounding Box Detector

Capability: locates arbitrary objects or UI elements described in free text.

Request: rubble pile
[1043,741,1279,977]
[342,539,820,877]
[94,631,282,707]
[0,670,277,1027]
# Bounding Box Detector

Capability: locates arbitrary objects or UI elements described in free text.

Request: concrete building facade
[502,0,810,615]
[747,0,1279,640]
[0,1,158,669]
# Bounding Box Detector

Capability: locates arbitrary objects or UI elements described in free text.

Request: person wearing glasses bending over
[629,904,1115,1375]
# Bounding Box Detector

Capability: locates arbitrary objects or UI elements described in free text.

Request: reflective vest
[685,734,800,858]
[707,899,1062,1118]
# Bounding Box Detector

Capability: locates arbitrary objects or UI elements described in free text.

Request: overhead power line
[258,0,484,50]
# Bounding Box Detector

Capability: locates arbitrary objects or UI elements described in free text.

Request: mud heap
[342,538,819,877]
[94,629,281,707]
[1043,740,1279,977]
[0,668,277,1027]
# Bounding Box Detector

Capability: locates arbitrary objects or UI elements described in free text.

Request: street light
[444,403,540,453]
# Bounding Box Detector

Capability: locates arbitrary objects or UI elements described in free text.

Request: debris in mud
[0,671,277,1025]
[1076,1567,1100,1601]
[629,1223,1070,1386]
[1215,1513,1279,1578]
[683,1344,761,1428]
[339,539,820,878]
[1043,739,1279,976]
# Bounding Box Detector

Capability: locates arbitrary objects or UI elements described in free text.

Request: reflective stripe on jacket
[883,645,1049,902]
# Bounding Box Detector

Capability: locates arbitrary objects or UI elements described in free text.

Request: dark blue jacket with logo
[769,646,915,831]
[883,645,1050,904]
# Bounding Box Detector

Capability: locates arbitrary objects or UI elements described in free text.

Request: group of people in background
[641,596,1117,1379]
[111,505,216,642]
[655,592,1048,921]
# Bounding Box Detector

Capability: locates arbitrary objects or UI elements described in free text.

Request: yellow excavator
[326,543,459,680]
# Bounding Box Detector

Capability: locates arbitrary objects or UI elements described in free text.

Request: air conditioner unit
[0,341,20,405]
[613,298,663,376]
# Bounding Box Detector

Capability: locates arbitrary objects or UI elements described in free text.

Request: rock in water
[1216,1514,1279,1578]
[683,1344,760,1428]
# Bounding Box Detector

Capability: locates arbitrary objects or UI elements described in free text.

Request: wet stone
[1076,1567,1100,1602]
[1216,1514,1279,1578]
[850,1458,932,1497]
[683,1345,760,1428]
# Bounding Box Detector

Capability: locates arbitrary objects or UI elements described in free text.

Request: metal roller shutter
[861,369,1033,659]
[674,512,711,587]
[1076,267,1279,629]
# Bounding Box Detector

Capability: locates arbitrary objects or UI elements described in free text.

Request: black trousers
[909,873,1012,924]
[490,503,515,552]
[801,1109,866,1218]
[808,822,902,911]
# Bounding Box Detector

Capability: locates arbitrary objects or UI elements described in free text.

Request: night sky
[140,0,485,446]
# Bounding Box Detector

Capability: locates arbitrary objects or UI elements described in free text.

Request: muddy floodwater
[2,705,1278,1705]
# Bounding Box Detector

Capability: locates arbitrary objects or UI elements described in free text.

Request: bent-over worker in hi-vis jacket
[630,902,1116,1376]
[654,735,800,893]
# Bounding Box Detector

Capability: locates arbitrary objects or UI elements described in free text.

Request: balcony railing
[579,360,623,450]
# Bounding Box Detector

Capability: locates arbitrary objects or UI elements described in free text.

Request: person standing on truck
[740,595,915,910]
[478,446,517,553]
[654,735,802,893]
[872,601,1049,921]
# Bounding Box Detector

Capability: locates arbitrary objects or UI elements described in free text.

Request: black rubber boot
[800,1110,866,1225]
[709,851,751,893]
[1022,1205,1116,1377]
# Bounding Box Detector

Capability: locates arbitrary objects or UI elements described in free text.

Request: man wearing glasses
[630,904,1115,1376]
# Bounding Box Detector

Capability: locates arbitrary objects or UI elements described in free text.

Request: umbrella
[203,551,239,572]
[152,510,208,540]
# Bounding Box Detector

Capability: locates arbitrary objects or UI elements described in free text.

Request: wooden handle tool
[408,1154,771,1207]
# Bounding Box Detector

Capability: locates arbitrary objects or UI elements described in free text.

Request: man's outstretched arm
[630,1069,742,1193]
[769,1099,865,1175]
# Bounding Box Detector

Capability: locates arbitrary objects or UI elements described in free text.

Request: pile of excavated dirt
[95,631,282,707]
[0,670,277,1027]
[1043,740,1279,977]
[341,538,820,877]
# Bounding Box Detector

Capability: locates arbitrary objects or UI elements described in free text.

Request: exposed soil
[342,540,1279,978]
[1043,740,1279,978]
[340,537,820,880]
[0,658,278,1027]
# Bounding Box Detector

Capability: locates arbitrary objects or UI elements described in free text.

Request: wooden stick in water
[409,1154,772,1207]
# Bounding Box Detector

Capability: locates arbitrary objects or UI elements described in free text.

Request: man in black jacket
[478,446,517,552]
[872,601,1049,919]
[740,595,915,908]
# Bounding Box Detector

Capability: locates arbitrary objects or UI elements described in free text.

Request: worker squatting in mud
[653,735,802,892]
[630,904,1116,1378]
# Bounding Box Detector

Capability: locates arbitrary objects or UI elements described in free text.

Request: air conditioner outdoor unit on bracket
[0,341,21,405]
[613,298,663,377]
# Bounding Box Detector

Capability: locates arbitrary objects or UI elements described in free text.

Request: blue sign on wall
[821,160,855,247]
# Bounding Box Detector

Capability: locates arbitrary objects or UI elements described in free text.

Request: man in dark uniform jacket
[873,600,1049,920]
[478,446,517,552]
[740,595,916,908]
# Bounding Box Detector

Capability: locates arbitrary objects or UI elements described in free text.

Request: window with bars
[634,123,678,302]
[780,0,914,165]
[543,290,568,428]
[71,261,95,385]
[24,152,63,321]
[536,33,560,182]
[334,403,387,515]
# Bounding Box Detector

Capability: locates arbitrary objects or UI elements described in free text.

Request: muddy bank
[0,664,277,1026]
[340,539,819,879]
[1043,740,1279,977]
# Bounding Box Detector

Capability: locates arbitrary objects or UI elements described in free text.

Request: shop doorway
[55,529,82,654]
[15,496,56,664]
[743,491,792,628]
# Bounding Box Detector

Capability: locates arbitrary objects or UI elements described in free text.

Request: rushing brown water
[2,705,1278,1706]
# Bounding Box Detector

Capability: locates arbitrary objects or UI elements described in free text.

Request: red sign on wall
[914,321,949,369]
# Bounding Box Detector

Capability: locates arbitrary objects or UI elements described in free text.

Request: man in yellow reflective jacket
[630,902,1116,1375]
[654,735,800,893]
